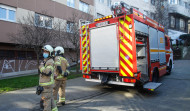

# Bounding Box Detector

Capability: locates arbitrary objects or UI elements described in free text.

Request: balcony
[169,4,190,18]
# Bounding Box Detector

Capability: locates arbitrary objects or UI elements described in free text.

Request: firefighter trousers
[53,78,66,103]
[41,86,58,111]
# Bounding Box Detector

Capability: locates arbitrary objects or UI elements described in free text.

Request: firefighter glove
[36,86,44,95]
[64,72,68,77]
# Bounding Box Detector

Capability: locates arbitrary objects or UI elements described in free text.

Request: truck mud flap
[143,82,162,91]
[101,74,109,84]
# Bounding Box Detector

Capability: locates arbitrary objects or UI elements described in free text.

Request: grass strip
[0,72,82,93]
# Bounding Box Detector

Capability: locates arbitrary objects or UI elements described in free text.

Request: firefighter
[53,46,70,106]
[38,45,58,111]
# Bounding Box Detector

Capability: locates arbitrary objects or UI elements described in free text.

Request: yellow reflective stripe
[40,71,54,86]
[120,52,133,69]
[125,15,132,22]
[40,67,45,72]
[82,37,87,45]
[119,19,124,25]
[122,38,132,50]
[55,61,61,65]
[46,66,54,71]
[119,27,132,42]
[66,70,70,74]
[59,97,65,102]
[60,57,66,61]
[119,26,123,33]
[83,29,86,35]
[120,69,127,76]
[120,44,133,59]
[57,75,64,79]
[52,107,58,111]
[82,25,85,29]
[120,61,133,77]
[123,22,132,32]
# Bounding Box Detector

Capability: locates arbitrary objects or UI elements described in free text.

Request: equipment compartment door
[90,24,119,70]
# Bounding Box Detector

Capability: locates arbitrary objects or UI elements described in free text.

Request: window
[185,2,188,8]
[67,21,74,33]
[144,0,148,3]
[67,0,75,8]
[180,18,185,30]
[0,50,15,59]
[79,1,89,13]
[99,0,104,3]
[0,5,16,22]
[107,0,111,7]
[151,0,155,5]
[35,13,52,29]
[170,16,175,28]
[170,0,176,4]
[26,51,36,59]
[179,0,182,5]
[97,13,104,18]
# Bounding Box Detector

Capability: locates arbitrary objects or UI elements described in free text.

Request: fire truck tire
[152,68,159,82]
[167,60,172,75]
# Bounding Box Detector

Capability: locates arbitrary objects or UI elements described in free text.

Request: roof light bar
[94,15,113,22]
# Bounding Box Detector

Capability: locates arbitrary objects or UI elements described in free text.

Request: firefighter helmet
[54,46,64,55]
[42,45,54,56]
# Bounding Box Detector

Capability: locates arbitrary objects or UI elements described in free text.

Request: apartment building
[167,0,190,42]
[0,0,94,78]
[112,0,190,42]
[112,0,156,17]
[94,0,112,18]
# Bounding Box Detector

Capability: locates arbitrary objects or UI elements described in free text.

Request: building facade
[0,0,94,78]
[111,0,190,43]
[112,0,156,17]
[94,0,112,18]
[167,0,190,42]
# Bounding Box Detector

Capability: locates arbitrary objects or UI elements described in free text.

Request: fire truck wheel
[152,69,159,82]
[167,60,172,75]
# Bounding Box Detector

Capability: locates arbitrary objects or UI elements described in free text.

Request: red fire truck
[80,1,173,91]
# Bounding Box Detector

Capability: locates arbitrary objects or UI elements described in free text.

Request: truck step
[140,74,149,83]
[143,82,162,91]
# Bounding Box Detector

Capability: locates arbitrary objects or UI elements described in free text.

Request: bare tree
[9,12,55,73]
[154,0,169,34]
[54,11,93,73]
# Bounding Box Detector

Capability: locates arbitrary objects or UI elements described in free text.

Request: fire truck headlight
[129,24,133,29]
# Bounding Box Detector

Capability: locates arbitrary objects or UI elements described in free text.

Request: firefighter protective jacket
[54,56,70,80]
[39,58,54,87]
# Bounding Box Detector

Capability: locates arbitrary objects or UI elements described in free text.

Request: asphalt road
[0,60,189,111]
[59,60,190,111]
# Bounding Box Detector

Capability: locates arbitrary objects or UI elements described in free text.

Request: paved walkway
[0,77,100,111]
